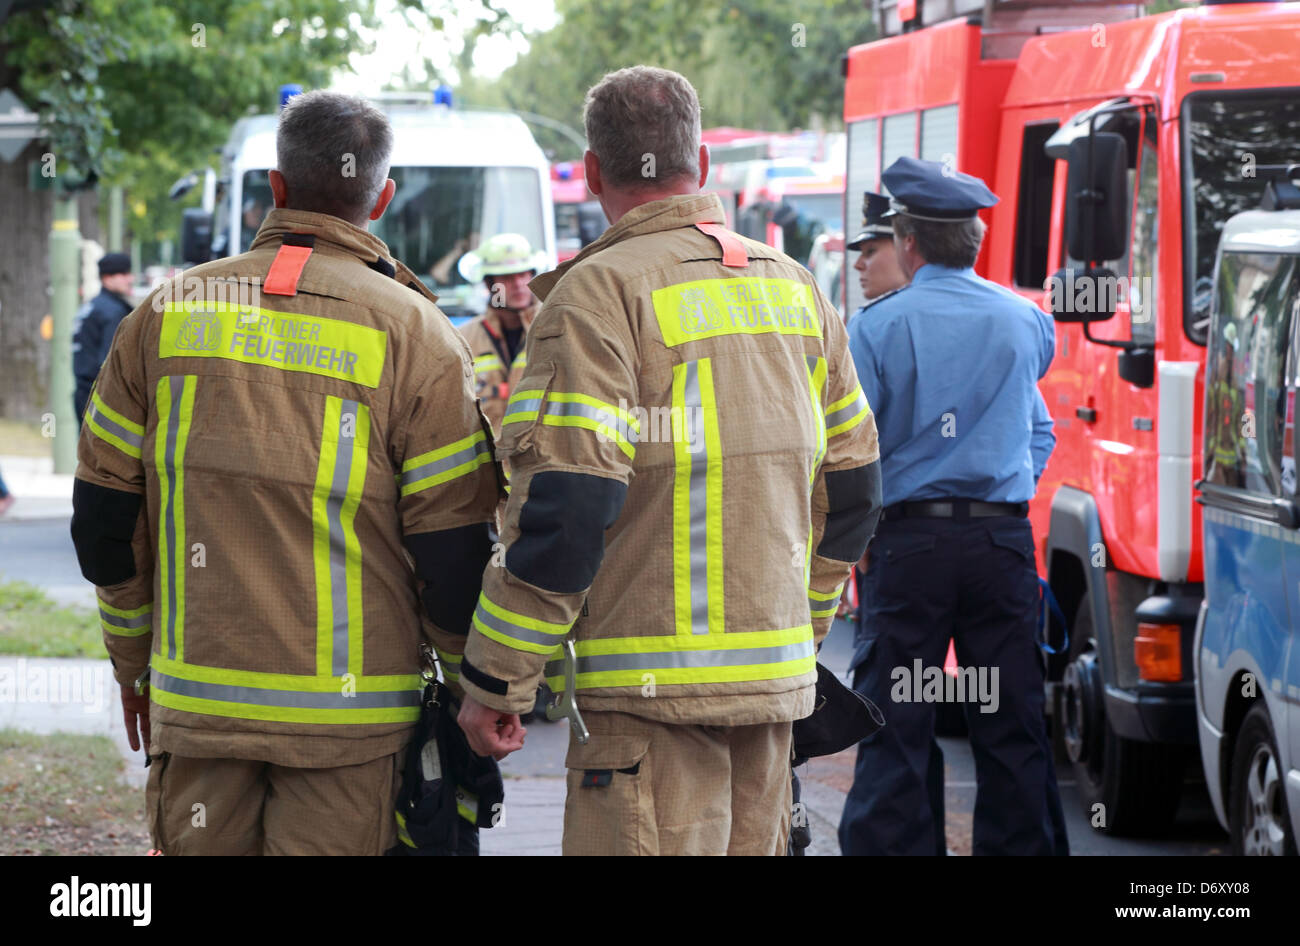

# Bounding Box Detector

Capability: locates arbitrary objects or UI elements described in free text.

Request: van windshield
[1183,90,1300,342]
[242,166,545,318]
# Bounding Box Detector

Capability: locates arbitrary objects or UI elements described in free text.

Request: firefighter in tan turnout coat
[458,233,546,434]
[456,66,883,855]
[71,91,500,855]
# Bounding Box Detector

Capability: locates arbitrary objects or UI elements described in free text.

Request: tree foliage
[2,0,373,251]
[468,0,876,160]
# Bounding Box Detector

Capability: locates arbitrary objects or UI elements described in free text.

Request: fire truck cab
[844,0,1300,835]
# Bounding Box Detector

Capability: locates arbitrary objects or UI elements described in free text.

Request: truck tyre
[1228,702,1297,856]
[1060,595,1185,835]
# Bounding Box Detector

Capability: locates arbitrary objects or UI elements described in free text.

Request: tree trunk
[0,138,53,423]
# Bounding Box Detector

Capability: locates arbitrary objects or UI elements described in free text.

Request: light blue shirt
[848,264,1056,507]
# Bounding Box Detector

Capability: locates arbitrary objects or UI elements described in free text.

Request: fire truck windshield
[1184,90,1300,344]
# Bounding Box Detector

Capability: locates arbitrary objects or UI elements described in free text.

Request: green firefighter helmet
[458,233,548,283]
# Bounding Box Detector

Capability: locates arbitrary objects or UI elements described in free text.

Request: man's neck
[601,183,699,225]
[493,306,523,330]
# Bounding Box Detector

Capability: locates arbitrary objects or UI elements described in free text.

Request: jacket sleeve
[809,296,882,645]
[1030,387,1056,486]
[389,319,502,691]
[460,302,636,713]
[71,308,154,687]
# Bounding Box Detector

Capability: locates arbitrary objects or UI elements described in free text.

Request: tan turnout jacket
[75,209,500,767]
[459,194,879,726]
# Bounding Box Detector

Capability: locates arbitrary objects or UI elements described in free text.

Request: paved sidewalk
[0,656,148,789]
[0,454,74,521]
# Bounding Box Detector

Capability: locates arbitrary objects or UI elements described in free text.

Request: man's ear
[697,144,710,189]
[584,150,602,196]
[369,178,396,221]
[269,169,288,209]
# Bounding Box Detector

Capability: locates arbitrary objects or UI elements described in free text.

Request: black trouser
[838,514,1067,855]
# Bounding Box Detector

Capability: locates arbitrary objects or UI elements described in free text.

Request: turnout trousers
[561,711,793,856]
[838,515,1068,855]
[146,750,404,855]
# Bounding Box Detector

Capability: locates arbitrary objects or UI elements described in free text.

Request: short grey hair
[892,214,986,269]
[583,66,702,189]
[276,91,393,224]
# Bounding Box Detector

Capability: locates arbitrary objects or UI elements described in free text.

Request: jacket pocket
[986,522,1034,563]
[562,729,654,856]
[874,530,937,565]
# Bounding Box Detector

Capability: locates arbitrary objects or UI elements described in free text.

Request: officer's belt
[882,499,1028,521]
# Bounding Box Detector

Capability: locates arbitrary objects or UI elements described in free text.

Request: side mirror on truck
[1065,132,1129,263]
[180,208,212,266]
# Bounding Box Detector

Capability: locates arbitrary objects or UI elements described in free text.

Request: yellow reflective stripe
[435,647,462,683]
[502,387,544,425]
[804,356,828,486]
[671,359,724,636]
[159,303,387,389]
[700,361,724,634]
[395,811,417,848]
[342,404,370,678]
[826,386,871,438]
[399,430,490,496]
[808,583,844,619]
[546,393,641,433]
[651,277,822,347]
[86,390,145,459]
[91,389,145,436]
[148,652,420,724]
[474,354,505,373]
[512,350,528,370]
[149,653,417,690]
[99,599,153,637]
[155,375,195,663]
[149,689,419,724]
[98,599,152,618]
[456,787,478,824]
[471,593,571,656]
[542,626,815,690]
[312,397,371,677]
[540,414,636,460]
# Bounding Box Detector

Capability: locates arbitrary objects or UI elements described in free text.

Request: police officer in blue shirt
[839,157,1066,856]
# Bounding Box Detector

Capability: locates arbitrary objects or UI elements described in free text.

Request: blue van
[1196,194,1300,855]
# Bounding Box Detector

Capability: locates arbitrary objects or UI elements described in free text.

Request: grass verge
[0,580,103,658]
[0,728,148,855]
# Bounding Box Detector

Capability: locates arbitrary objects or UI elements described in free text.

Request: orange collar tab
[695,222,748,268]
[264,234,316,296]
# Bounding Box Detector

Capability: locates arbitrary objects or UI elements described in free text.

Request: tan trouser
[145,751,402,855]
[561,711,793,856]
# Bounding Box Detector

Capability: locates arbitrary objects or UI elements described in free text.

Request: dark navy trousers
[838,515,1068,856]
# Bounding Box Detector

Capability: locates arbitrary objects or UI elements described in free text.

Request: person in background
[0,466,13,517]
[457,233,545,434]
[72,252,134,423]
[840,157,1064,856]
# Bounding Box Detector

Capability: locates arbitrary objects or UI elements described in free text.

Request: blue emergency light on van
[279,84,303,109]
[433,84,453,107]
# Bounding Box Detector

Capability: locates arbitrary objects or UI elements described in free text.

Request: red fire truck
[844,0,1300,834]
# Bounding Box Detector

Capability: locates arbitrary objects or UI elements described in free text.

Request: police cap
[881,157,998,222]
[845,192,893,251]
[98,252,131,276]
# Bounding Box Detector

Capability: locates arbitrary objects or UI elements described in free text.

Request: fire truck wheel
[1062,595,1186,836]
[1228,703,1297,856]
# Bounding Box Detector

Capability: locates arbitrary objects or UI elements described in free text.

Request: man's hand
[120,684,150,752]
[457,694,526,761]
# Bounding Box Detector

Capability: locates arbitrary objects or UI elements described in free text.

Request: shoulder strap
[695,222,748,268]
[263,233,316,296]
